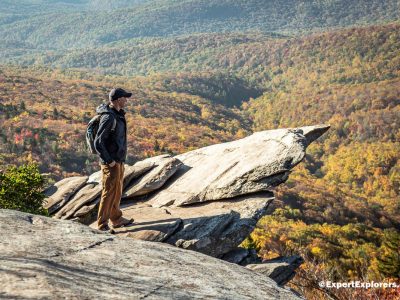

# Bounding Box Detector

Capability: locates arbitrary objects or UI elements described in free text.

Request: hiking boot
[111,217,134,229]
[98,224,115,234]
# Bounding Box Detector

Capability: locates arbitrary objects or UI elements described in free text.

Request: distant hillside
[0,67,251,180]
[0,0,399,51]
[4,22,399,85]
[0,0,149,14]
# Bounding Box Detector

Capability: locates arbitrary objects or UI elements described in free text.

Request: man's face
[117,96,128,108]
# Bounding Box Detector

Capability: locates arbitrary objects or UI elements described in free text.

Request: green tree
[53,107,59,119]
[377,229,400,278]
[153,139,160,152]
[0,164,47,215]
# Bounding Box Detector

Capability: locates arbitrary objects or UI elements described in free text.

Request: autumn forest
[0,1,399,299]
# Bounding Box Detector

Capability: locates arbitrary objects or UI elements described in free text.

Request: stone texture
[122,159,159,187]
[123,218,182,242]
[122,154,182,199]
[300,124,330,147]
[0,209,302,300]
[54,183,102,220]
[166,192,274,257]
[222,248,253,264]
[72,197,100,225]
[43,176,88,214]
[93,191,274,257]
[73,197,100,217]
[222,248,262,265]
[148,125,330,208]
[246,256,305,286]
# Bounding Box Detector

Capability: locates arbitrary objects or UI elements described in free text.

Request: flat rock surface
[0,209,302,300]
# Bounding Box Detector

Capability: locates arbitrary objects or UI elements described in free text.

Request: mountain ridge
[0,0,399,50]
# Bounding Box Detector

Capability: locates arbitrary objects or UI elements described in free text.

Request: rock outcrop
[147,126,321,208]
[246,256,305,286]
[0,209,302,300]
[42,125,329,284]
[115,191,274,257]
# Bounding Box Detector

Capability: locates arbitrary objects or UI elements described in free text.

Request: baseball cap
[109,88,132,101]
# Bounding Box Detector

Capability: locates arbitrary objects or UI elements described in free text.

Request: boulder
[72,197,100,225]
[0,209,302,300]
[148,125,330,207]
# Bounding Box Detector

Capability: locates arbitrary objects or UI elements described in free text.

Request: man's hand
[108,161,116,167]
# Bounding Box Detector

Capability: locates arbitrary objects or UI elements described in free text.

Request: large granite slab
[0,209,302,300]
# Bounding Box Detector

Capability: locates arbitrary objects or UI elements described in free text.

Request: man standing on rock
[94,88,134,233]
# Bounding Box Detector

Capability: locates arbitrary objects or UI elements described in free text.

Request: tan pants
[97,162,124,229]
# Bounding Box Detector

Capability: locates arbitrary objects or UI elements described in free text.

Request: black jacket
[94,103,127,165]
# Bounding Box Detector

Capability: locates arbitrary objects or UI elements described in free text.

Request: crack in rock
[140,280,172,299]
[49,237,114,258]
